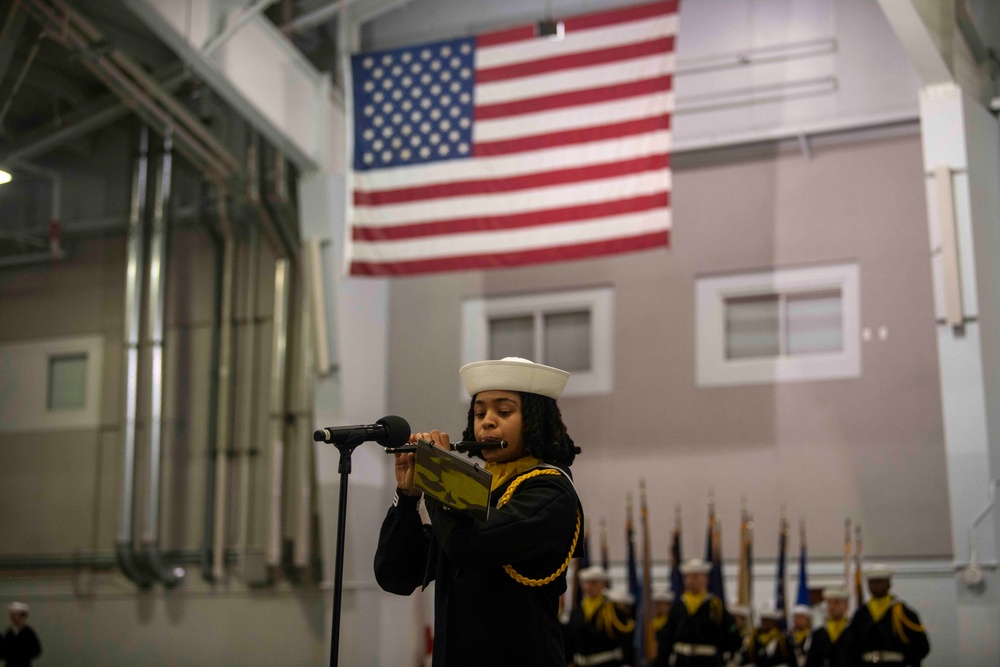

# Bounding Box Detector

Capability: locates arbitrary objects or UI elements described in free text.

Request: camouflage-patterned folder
[413,439,493,521]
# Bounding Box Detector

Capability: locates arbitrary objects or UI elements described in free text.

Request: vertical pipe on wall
[235,214,260,570]
[204,191,236,581]
[293,259,315,570]
[143,129,184,587]
[116,125,152,589]
[212,210,237,582]
[267,259,290,567]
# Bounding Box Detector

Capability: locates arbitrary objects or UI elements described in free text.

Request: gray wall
[386,129,952,564]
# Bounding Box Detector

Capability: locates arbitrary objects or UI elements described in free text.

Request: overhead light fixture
[0,169,11,185]
[537,19,564,40]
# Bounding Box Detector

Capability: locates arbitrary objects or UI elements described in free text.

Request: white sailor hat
[652,587,674,602]
[679,557,713,575]
[460,357,570,399]
[606,588,635,606]
[578,565,610,582]
[7,601,29,614]
[728,605,751,617]
[822,587,849,601]
[863,564,896,580]
[758,605,785,621]
[791,604,812,617]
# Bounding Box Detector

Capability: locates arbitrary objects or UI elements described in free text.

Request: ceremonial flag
[775,513,788,631]
[581,521,592,569]
[347,0,678,275]
[670,505,684,599]
[640,481,656,661]
[844,518,852,598]
[853,524,865,609]
[796,519,809,607]
[600,518,611,573]
[706,499,726,604]
[627,494,642,606]
[737,501,753,607]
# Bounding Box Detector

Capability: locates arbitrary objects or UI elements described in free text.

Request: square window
[725,294,780,359]
[697,264,859,386]
[544,310,591,372]
[786,290,843,355]
[463,288,613,397]
[489,315,534,360]
[48,353,88,410]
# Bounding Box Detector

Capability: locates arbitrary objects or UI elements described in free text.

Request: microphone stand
[320,426,373,667]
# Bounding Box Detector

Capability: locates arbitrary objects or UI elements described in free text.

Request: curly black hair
[461,391,581,466]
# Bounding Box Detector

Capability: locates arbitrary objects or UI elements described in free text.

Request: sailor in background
[725,606,752,667]
[3,602,42,667]
[652,558,741,667]
[652,587,674,635]
[749,606,794,667]
[804,588,849,667]
[789,604,813,666]
[569,566,635,667]
[842,564,930,666]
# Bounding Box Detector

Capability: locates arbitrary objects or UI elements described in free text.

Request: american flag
[347,0,678,276]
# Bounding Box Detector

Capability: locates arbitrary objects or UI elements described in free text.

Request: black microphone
[313,415,410,448]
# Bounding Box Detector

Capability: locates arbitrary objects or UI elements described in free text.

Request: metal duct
[116,125,152,589]
[142,130,184,587]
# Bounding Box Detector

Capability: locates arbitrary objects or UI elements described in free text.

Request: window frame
[696,263,860,387]
[461,287,614,398]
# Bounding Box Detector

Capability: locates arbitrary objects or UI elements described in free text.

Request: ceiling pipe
[203,0,278,55]
[0,65,190,164]
[19,0,238,181]
[116,125,153,590]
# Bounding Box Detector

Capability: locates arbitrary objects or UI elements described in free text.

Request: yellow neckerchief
[653,612,668,631]
[485,455,543,492]
[682,591,706,616]
[582,595,604,622]
[793,628,810,645]
[756,627,781,646]
[867,595,894,623]
[826,618,847,644]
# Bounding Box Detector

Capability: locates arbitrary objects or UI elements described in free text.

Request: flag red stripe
[476,75,673,120]
[563,0,678,32]
[476,0,678,48]
[353,191,670,241]
[350,230,670,276]
[354,151,669,206]
[474,114,670,157]
[477,36,674,84]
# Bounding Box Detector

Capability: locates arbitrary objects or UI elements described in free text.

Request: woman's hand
[395,430,450,496]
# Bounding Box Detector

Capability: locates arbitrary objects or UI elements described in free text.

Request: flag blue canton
[351,37,476,171]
